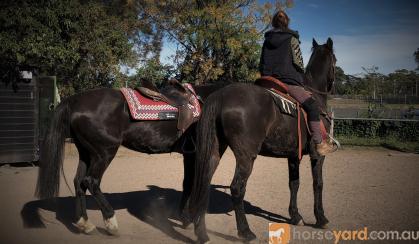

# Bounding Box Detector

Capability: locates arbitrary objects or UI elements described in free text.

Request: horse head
[305,37,336,99]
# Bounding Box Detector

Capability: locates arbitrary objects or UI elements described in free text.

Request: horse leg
[72,141,96,234]
[83,147,119,235]
[74,159,97,234]
[288,156,304,225]
[230,153,257,241]
[311,157,329,228]
[179,152,194,228]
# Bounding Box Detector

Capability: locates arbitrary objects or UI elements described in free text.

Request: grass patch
[336,136,419,153]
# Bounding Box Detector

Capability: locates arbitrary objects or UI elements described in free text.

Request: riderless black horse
[35,80,221,235]
[187,38,337,243]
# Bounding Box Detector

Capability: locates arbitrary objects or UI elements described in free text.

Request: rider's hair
[272,10,289,30]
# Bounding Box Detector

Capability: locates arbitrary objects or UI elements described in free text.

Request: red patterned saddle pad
[120,85,201,120]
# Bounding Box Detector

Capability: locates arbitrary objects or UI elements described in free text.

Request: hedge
[334,119,419,142]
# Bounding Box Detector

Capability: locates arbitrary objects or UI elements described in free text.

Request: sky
[160,0,419,75]
[287,0,419,75]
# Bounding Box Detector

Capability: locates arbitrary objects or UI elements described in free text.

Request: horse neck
[305,64,329,108]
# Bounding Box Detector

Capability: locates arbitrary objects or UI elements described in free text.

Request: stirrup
[327,134,341,149]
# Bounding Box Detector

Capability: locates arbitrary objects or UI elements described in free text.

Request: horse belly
[260,116,299,157]
[122,121,180,154]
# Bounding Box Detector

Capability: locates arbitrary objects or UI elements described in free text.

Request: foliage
[132,59,175,87]
[333,65,419,97]
[140,0,289,84]
[334,119,419,141]
[335,136,419,153]
[415,48,419,70]
[0,0,159,96]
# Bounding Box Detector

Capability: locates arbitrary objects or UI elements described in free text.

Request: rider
[259,10,336,155]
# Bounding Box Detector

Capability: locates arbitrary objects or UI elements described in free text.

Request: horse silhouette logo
[269,223,290,244]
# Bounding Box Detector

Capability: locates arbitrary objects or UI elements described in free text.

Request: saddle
[255,76,328,160]
[137,78,191,107]
[122,79,200,133]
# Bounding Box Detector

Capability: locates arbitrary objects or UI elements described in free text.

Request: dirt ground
[0,144,418,244]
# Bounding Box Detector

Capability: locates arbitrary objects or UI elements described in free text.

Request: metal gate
[0,76,57,163]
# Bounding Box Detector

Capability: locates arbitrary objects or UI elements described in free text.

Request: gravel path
[0,144,418,244]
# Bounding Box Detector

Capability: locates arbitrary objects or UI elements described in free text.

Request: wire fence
[330,95,419,104]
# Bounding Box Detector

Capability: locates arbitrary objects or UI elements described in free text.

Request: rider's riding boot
[316,140,337,156]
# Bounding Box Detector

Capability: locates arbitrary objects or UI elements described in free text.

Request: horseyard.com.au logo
[269,223,290,244]
[268,223,419,243]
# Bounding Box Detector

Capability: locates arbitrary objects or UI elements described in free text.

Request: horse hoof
[104,215,119,236]
[238,230,257,241]
[315,218,329,229]
[195,241,210,244]
[182,222,192,229]
[180,217,192,229]
[196,237,211,244]
[75,217,96,234]
[318,223,328,229]
[290,216,304,226]
[297,219,305,226]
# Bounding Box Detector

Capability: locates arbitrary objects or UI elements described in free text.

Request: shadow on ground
[21,185,289,243]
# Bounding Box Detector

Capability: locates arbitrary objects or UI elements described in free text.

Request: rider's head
[272,10,289,30]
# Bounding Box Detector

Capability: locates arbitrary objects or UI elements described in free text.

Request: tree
[133,59,175,87]
[387,69,418,96]
[140,0,289,84]
[357,66,386,98]
[414,48,419,70]
[0,0,159,95]
[333,66,349,94]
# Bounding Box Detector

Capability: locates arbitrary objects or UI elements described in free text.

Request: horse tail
[35,98,71,199]
[188,92,222,221]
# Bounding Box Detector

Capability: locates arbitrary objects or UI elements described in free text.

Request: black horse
[187,38,337,243]
[35,80,221,235]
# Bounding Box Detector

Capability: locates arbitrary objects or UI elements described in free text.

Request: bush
[334,119,419,141]
[334,119,419,152]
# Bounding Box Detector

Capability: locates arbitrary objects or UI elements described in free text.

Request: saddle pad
[120,85,201,121]
[121,88,177,120]
[183,83,201,118]
[268,89,297,117]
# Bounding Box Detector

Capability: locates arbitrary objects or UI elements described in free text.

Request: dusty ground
[0,144,418,244]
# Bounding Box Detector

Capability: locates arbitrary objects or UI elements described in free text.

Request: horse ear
[326,37,333,49]
[312,38,319,48]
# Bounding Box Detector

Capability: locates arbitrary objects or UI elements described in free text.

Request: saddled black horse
[35,80,221,235]
[187,38,337,243]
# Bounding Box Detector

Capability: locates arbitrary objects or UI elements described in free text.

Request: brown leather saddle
[136,78,197,133]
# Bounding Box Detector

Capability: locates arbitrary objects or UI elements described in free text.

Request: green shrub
[334,119,419,141]
[334,119,419,152]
